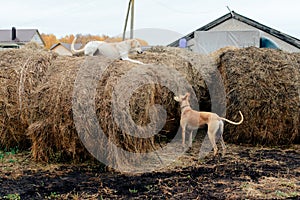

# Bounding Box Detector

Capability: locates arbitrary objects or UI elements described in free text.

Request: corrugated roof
[168,11,300,49]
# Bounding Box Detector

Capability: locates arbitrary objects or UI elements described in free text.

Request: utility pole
[130,0,134,39]
[123,0,135,40]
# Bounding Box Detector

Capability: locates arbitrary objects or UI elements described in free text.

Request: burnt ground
[0,140,299,200]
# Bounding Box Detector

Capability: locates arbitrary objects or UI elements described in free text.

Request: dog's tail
[219,111,244,125]
[71,36,85,55]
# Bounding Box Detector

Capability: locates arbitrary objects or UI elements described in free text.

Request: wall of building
[31,32,45,47]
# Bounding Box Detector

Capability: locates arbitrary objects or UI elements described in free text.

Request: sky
[1,0,300,45]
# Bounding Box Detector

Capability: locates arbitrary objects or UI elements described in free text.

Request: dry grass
[243,177,300,199]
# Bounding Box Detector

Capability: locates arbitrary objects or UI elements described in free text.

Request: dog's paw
[185,146,193,154]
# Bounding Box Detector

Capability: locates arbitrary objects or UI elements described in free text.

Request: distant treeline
[41,33,148,49]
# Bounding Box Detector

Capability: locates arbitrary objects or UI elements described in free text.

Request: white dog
[174,93,244,156]
[71,37,144,64]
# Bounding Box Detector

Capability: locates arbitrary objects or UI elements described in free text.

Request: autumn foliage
[41,34,59,49]
[41,33,148,49]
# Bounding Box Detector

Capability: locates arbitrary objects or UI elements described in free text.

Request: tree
[59,34,75,44]
[41,34,59,49]
[59,34,109,46]
[41,33,149,49]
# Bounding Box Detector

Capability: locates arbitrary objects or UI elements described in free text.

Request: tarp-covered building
[168,11,300,53]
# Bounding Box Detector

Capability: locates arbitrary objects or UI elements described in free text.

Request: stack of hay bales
[0,48,57,150]
[26,47,211,163]
[219,47,299,145]
[1,45,299,165]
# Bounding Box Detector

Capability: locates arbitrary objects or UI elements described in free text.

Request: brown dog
[174,93,243,156]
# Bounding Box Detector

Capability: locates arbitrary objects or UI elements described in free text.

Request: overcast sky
[1,0,299,45]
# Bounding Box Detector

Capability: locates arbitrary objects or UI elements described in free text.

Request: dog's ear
[186,92,190,97]
[182,93,190,100]
[130,40,136,48]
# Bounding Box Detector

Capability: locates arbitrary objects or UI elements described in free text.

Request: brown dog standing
[174,93,243,156]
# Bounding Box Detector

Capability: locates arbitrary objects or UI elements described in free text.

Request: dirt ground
[0,136,299,200]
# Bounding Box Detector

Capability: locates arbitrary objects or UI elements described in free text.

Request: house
[168,11,300,53]
[50,43,82,56]
[0,27,45,49]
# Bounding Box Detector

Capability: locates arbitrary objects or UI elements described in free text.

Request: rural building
[168,11,300,53]
[0,27,45,49]
[50,42,82,56]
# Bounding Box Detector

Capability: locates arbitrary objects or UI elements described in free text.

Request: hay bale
[220,47,299,145]
[0,48,57,150]
[27,47,214,164]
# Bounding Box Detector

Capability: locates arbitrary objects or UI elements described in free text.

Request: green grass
[3,193,21,200]
[129,188,138,194]
[0,147,19,163]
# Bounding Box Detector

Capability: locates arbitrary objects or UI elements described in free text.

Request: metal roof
[0,28,45,46]
[168,11,300,49]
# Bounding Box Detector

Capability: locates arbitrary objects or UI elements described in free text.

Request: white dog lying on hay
[71,37,144,64]
[174,93,244,156]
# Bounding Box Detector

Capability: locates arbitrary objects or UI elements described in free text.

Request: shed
[50,43,82,56]
[168,11,300,53]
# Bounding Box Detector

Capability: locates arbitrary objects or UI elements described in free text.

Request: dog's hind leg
[207,121,219,156]
[188,130,193,148]
[218,121,226,156]
[220,135,226,156]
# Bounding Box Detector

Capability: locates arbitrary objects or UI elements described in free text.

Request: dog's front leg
[181,126,186,149]
[121,56,144,65]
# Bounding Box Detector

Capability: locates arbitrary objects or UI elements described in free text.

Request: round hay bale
[27,47,215,165]
[220,47,299,145]
[0,48,57,150]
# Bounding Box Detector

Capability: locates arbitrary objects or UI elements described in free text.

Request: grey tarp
[194,30,260,54]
